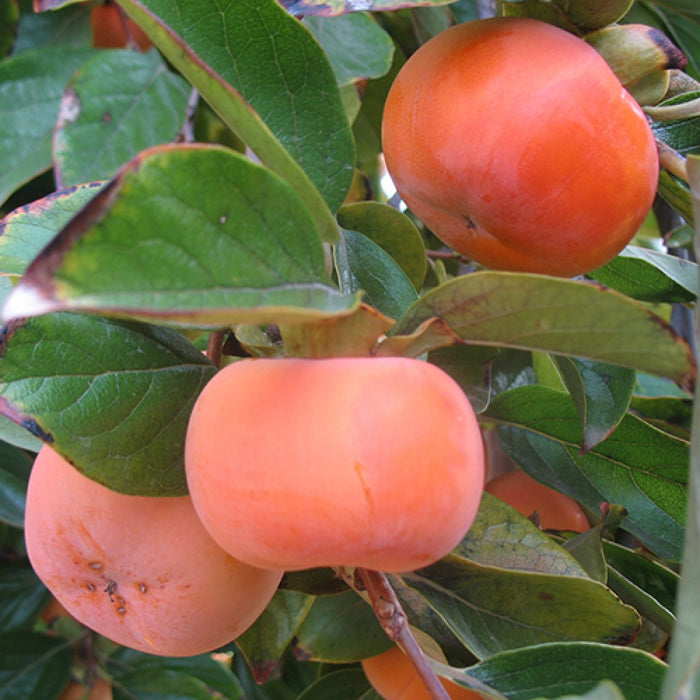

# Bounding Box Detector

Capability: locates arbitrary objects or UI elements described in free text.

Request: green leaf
[455,492,590,578]
[467,642,666,700]
[658,169,695,225]
[108,648,243,700]
[53,49,191,188]
[553,357,636,452]
[293,591,392,663]
[0,312,216,496]
[392,272,696,391]
[118,0,354,240]
[651,91,700,155]
[603,541,679,616]
[0,562,48,632]
[0,440,33,527]
[485,385,688,561]
[629,394,692,440]
[297,668,373,700]
[237,590,314,684]
[13,1,91,56]
[0,46,96,206]
[2,145,356,329]
[335,229,418,320]
[0,631,72,700]
[400,555,640,660]
[304,13,394,85]
[0,181,106,277]
[590,245,698,303]
[336,201,427,290]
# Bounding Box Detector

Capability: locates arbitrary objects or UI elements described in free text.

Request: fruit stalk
[358,568,452,700]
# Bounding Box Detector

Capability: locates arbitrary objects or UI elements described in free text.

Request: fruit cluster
[25,357,486,658]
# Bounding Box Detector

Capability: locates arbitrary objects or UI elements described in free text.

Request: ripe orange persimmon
[185,357,485,573]
[91,2,152,51]
[362,646,482,700]
[381,17,659,277]
[24,446,282,657]
[486,469,589,532]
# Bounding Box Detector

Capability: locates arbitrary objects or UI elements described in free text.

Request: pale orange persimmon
[362,646,482,700]
[381,17,658,277]
[58,678,112,700]
[91,2,152,51]
[24,446,282,657]
[185,357,485,573]
[486,469,589,532]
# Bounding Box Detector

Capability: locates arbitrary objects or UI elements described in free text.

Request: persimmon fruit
[362,645,482,700]
[24,446,282,657]
[185,357,485,573]
[91,2,152,51]
[58,678,112,700]
[486,469,589,532]
[381,17,659,277]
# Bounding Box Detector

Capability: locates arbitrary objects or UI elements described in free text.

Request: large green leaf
[455,492,590,578]
[590,245,698,303]
[466,642,666,700]
[297,668,374,700]
[0,312,216,496]
[335,228,418,320]
[293,591,392,663]
[53,49,191,187]
[0,631,72,700]
[485,385,689,561]
[0,181,106,277]
[0,46,96,206]
[117,0,354,240]
[13,1,91,56]
[304,12,394,85]
[237,590,314,683]
[553,357,636,451]
[399,555,640,660]
[0,440,33,527]
[392,272,696,390]
[0,563,48,632]
[2,145,356,329]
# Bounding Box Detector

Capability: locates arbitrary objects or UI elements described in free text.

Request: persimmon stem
[207,331,225,368]
[357,568,451,700]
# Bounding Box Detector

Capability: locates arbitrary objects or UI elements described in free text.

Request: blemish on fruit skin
[353,462,376,517]
[137,582,148,594]
[88,561,103,570]
[116,606,127,615]
[104,579,117,601]
[85,582,96,592]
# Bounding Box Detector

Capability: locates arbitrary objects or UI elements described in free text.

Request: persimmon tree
[0,1,700,699]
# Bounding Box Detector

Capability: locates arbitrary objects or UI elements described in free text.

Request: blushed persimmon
[91,2,152,51]
[362,645,482,700]
[381,17,659,278]
[24,446,282,657]
[185,357,485,573]
[486,469,589,532]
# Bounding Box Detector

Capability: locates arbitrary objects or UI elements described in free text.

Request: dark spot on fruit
[88,561,103,570]
[104,579,117,601]
[86,582,96,591]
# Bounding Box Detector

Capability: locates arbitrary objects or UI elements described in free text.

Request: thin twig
[179,88,200,143]
[207,331,225,368]
[357,568,451,700]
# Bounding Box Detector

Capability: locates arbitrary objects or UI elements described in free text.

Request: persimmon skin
[91,3,152,51]
[486,469,589,532]
[58,678,112,700]
[185,357,485,573]
[25,446,282,657]
[381,17,659,278]
[362,646,482,700]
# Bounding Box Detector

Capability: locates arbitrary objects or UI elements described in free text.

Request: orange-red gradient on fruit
[362,645,482,700]
[185,357,485,573]
[486,469,589,532]
[24,446,282,657]
[381,17,659,278]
